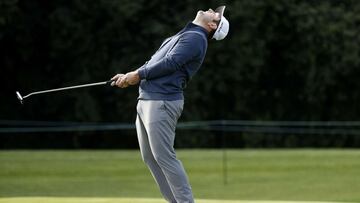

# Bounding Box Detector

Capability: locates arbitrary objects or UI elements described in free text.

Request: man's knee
[153,151,177,168]
[141,151,157,166]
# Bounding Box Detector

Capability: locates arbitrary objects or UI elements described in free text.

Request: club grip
[106,79,116,85]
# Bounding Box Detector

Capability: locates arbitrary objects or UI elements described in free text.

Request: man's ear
[208,21,218,31]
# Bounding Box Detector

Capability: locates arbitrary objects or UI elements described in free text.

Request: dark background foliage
[1,0,360,148]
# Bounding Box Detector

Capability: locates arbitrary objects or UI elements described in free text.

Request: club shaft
[23,81,110,99]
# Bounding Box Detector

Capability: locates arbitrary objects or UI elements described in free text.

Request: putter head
[16,91,23,104]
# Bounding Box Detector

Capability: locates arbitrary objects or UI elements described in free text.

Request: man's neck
[192,20,211,33]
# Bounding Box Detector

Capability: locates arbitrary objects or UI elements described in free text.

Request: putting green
[0,197,348,203]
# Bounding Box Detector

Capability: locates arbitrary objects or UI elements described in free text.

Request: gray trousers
[136,100,194,203]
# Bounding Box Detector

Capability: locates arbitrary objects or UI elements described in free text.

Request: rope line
[1,120,360,134]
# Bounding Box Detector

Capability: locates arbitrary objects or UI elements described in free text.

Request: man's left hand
[119,70,140,88]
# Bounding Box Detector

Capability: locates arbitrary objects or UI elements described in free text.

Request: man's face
[197,8,221,25]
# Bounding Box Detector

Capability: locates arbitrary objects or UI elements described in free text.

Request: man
[112,6,229,203]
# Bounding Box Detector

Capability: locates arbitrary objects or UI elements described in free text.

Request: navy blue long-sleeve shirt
[137,22,208,100]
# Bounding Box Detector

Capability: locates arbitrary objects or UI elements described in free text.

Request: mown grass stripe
[0,197,350,203]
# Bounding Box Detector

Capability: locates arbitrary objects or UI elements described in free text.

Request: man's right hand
[111,73,128,88]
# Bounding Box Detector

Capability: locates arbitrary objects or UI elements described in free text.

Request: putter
[16,79,115,104]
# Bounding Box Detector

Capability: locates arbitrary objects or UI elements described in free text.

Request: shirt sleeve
[138,32,206,80]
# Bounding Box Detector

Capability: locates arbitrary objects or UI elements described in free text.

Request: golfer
[112,6,229,203]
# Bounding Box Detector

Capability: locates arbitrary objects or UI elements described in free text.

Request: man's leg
[140,100,194,203]
[136,102,177,203]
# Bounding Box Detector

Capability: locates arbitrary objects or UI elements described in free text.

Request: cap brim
[215,6,226,18]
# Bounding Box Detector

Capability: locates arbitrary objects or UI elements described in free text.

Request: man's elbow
[165,56,183,71]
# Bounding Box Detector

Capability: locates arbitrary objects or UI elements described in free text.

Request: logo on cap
[212,6,229,41]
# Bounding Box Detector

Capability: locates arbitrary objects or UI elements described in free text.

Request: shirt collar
[179,22,209,37]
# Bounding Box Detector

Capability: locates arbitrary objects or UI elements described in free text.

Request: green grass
[0,150,359,202]
[0,197,350,203]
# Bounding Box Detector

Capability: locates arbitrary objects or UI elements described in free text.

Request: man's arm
[138,32,206,80]
[112,32,206,88]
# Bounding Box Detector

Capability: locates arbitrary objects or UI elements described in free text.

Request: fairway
[0,150,359,203]
[0,197,351,203]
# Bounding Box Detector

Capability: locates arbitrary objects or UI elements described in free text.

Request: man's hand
[111,73,128,88]
[122,70,140,86]
[111,70,140,88]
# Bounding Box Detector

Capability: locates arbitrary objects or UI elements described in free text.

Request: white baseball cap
[212,6,229,41]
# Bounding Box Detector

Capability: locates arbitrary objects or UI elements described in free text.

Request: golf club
[16,79,115,104]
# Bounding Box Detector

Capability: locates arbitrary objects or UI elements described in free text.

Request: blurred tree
[1,0,360,148]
